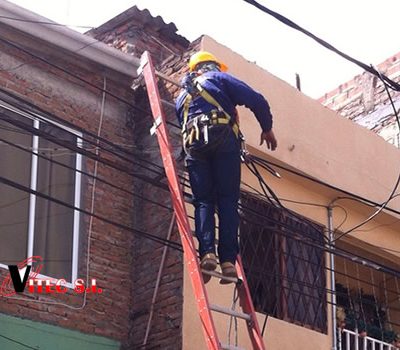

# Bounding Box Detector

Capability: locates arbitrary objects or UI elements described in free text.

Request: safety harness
[181,75,240,152]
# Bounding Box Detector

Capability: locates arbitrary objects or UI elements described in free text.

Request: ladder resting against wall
[138,51,265,350]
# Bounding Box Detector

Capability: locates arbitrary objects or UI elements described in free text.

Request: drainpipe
[327,204,337,350]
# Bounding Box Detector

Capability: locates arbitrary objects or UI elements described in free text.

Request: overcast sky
[6,0,400,99]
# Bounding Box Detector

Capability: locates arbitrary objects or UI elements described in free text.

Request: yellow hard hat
[188,51,228,72]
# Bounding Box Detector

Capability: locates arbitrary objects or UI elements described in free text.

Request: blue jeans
[186,128,241,264]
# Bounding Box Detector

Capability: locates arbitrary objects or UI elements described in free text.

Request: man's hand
[260,130,277,151]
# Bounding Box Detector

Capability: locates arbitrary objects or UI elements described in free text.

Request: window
[0,101,82,282]
[240,192,327,333]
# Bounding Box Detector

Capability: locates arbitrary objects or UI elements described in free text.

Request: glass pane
[0,117,32,265]
[34,122,76,281]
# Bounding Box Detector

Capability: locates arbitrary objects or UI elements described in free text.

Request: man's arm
[218,73,277,151]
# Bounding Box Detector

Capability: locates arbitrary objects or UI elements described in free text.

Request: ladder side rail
[139,51,221,350]
[236,255,266,350]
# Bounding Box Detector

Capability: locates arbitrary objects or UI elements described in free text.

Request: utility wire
[0,175,183,252]
[0,35,181,131]
[3,86,396,273]
[0,102,167,178]
[242,0,400,91]
[0,88,186,186]
[0,113,174,194]
[243,0,400,239]
[0,136,202,224]
[1,22,397,287]
[252,155,400,217]
[333,71,400,241]
[238,196,400,278]
[244,156,330,242]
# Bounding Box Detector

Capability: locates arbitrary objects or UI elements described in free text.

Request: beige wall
[182,36,400,349]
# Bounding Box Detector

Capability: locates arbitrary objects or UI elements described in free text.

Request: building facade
[0,2,399,350]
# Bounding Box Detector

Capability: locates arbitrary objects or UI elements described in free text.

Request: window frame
[239,192,327,333]
[0,100,82,285]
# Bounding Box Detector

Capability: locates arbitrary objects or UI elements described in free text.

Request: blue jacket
[175,71,273,132]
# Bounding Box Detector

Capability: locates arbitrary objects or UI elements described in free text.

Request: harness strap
[182,76,240,139]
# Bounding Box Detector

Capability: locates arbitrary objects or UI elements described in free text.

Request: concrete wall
[177,36,400,350]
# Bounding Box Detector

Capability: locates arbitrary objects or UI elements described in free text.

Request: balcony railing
[338,329,399,350]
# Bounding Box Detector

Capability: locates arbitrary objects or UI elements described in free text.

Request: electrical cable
[78,76,107,310]
[333,71,400,242]
[241,0,400,244]
[238,197,400,278]
[0,35,181,132]
[0,132,174,214]
[0,103,167,179]
[0,175,183,252]
[6,120,390,304]
[251,154,400,217]
[0,113,176,194]
[0,20,396,330]
[242,0,400,92]
[2,82,396,282]
[243,156,331,242]
[0,91,188,187]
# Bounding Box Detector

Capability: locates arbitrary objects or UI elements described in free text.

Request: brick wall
[318,52,400,146]
[0,33,137,343]
[0,7,198,349]
[87,6,189,69]
[124,38,200,349]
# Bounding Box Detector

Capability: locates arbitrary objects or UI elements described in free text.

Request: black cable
[0,111,191,198]
[242,0,400,91]
[6,106,396,279]
[238,199,400,278]
[244,157,331,242]
[0,92,188,187]
[333,72,400,241]
[251,155,400,217]
[238,1,400,238]
[0,35,181,131]
[0,103,167,179]
[0,136,174,212]
[0,175,183,252]
[0,113,174,194]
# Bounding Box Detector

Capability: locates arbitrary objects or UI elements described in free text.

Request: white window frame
[0,101,82,286]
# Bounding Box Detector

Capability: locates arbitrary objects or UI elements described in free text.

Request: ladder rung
[160,98,175,108]
[155,71,181,87]
[209,304,251,321]
[221,343,246,350]
[201,269,240,284]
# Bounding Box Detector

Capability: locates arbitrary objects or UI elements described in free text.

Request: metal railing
[338,329,399,350]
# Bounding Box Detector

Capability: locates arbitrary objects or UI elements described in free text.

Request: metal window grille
[239,192,327,333]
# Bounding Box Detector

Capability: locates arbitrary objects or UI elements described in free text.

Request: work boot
[220,262,238,285]
[200,253,217,271]
[200,253,217,284]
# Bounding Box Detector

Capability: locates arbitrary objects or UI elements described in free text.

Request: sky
[5,0,400,99]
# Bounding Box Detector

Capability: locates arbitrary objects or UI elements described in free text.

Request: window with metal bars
[239,192,327,333]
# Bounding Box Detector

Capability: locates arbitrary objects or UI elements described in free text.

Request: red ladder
[139,51,265,350]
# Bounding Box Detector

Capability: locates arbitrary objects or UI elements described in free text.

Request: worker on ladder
[175,51,277,282]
